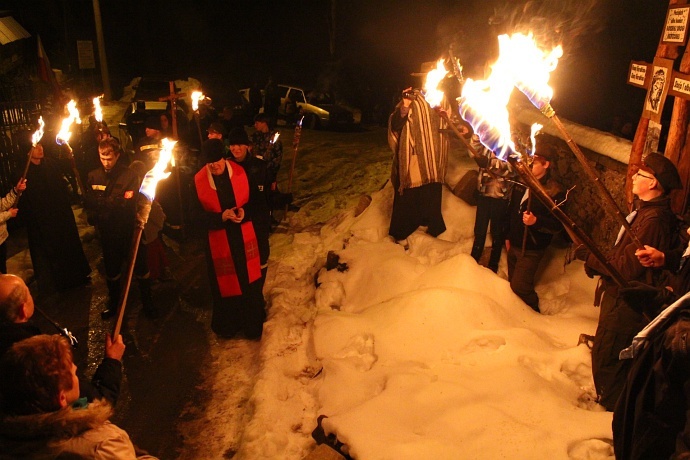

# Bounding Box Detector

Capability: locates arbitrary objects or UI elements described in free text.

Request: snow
[235,132,613,459]
[101,90,615,459]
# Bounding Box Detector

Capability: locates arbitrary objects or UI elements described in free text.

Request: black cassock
[19,158,91,292]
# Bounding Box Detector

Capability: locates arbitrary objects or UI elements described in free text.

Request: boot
[470,243,484,263]
[101,279,121,320]
[139,278,158,319]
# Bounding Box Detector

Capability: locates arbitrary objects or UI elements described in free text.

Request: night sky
[0,0,672,132]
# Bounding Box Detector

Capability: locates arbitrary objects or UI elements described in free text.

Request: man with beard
[194,138,265,339]
[18,142,91,293]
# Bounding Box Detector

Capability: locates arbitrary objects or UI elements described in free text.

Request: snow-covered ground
[195,125,609,458]
[100,84,612,459]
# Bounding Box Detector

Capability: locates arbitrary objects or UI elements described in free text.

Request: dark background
[0,0,672,132]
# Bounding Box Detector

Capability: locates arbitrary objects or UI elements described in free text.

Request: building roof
[0,16,30,45]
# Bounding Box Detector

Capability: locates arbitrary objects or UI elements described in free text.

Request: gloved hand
[619,280,671,316]
[474,156,489,169]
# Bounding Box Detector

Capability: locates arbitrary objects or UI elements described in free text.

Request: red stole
[195,161,262,297]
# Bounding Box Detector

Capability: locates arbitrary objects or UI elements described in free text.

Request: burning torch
[15,117,45,205]
[505,32,644,249]
[418,58,482,157]
[93,95,104,123]
[55,100,86,199]
[286,115,304,200]
[457,55,628,287]
[191,90,207,148]
[112,138,175,337]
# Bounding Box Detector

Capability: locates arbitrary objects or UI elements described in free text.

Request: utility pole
[92,0,112,100]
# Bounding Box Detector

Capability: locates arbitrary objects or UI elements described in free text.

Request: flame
[31,116,45,147]
[93,95,103,122]
[529,123,543,155]
[270,132,280,144]
[500,33,563,112]
[139,138,175,201]
[423,59,449,108]
[458,63,516,160]
[458,33,557,161]
[55,100,81,145]
[191,91,205,111]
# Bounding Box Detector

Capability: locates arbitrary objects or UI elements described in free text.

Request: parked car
[240,84,361,130]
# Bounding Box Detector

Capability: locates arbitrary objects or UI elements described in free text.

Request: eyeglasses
[633,171,655,180]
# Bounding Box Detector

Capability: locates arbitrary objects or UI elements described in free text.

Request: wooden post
[627,0,683,211]
[158,82,187,239]
[669,46,690,213]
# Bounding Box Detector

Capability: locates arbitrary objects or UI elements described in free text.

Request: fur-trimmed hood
[0,399,112,457]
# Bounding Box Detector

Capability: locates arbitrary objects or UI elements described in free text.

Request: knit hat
[642,152,682,193]
[207,122,226,137]
[145,115,162,131]
[226,127,250,146]
[202,139,226,163]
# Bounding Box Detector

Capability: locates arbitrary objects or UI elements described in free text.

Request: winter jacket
[85,162,140,241]
[469,136,514,200]
[251,130,283,181]
[505,174,564,251]
[613,295,690,459]
[387,94,448,193]
[0,188,17,246]
[0,399,157,459]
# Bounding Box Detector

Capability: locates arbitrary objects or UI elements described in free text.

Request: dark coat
[18,159,91,291]
[613,298,690,459]
[85,162,140,241]
[505,175,564,251]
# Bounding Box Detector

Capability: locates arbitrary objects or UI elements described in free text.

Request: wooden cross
[626,0,690,213]
[158,81,186,140]
[158,81,187,238]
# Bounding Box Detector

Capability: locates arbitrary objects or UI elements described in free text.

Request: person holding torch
[85,138,156,320]
[386,61,449,242]
[584,152,682,411]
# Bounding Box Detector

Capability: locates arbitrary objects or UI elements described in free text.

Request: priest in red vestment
[194,139,265,339]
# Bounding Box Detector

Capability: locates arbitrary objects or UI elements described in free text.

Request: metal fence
[0,82,41,193]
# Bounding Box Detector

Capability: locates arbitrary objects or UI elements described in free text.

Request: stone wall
[512,101,632,251]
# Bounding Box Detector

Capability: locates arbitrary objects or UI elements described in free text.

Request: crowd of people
[2,64,690,457]
[0,91,298,456]
[386,61,690,458]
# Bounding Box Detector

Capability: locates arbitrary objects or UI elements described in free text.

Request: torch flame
[56,100,81,145]
[93,95,103,122]
[458,33,557,161]
[191,91,205,112]
[31,116,45,147]
[270,132,280,144]
[139,138,175,201]
[423,59,449,108]
[529,123,543,155]
[500,33,563,113]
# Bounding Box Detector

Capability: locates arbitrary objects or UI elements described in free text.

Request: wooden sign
[662,3,690,45]
[627,61,650,88]
[642,57,674,123]
[668,70,690,99]
[76,40,95,70]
